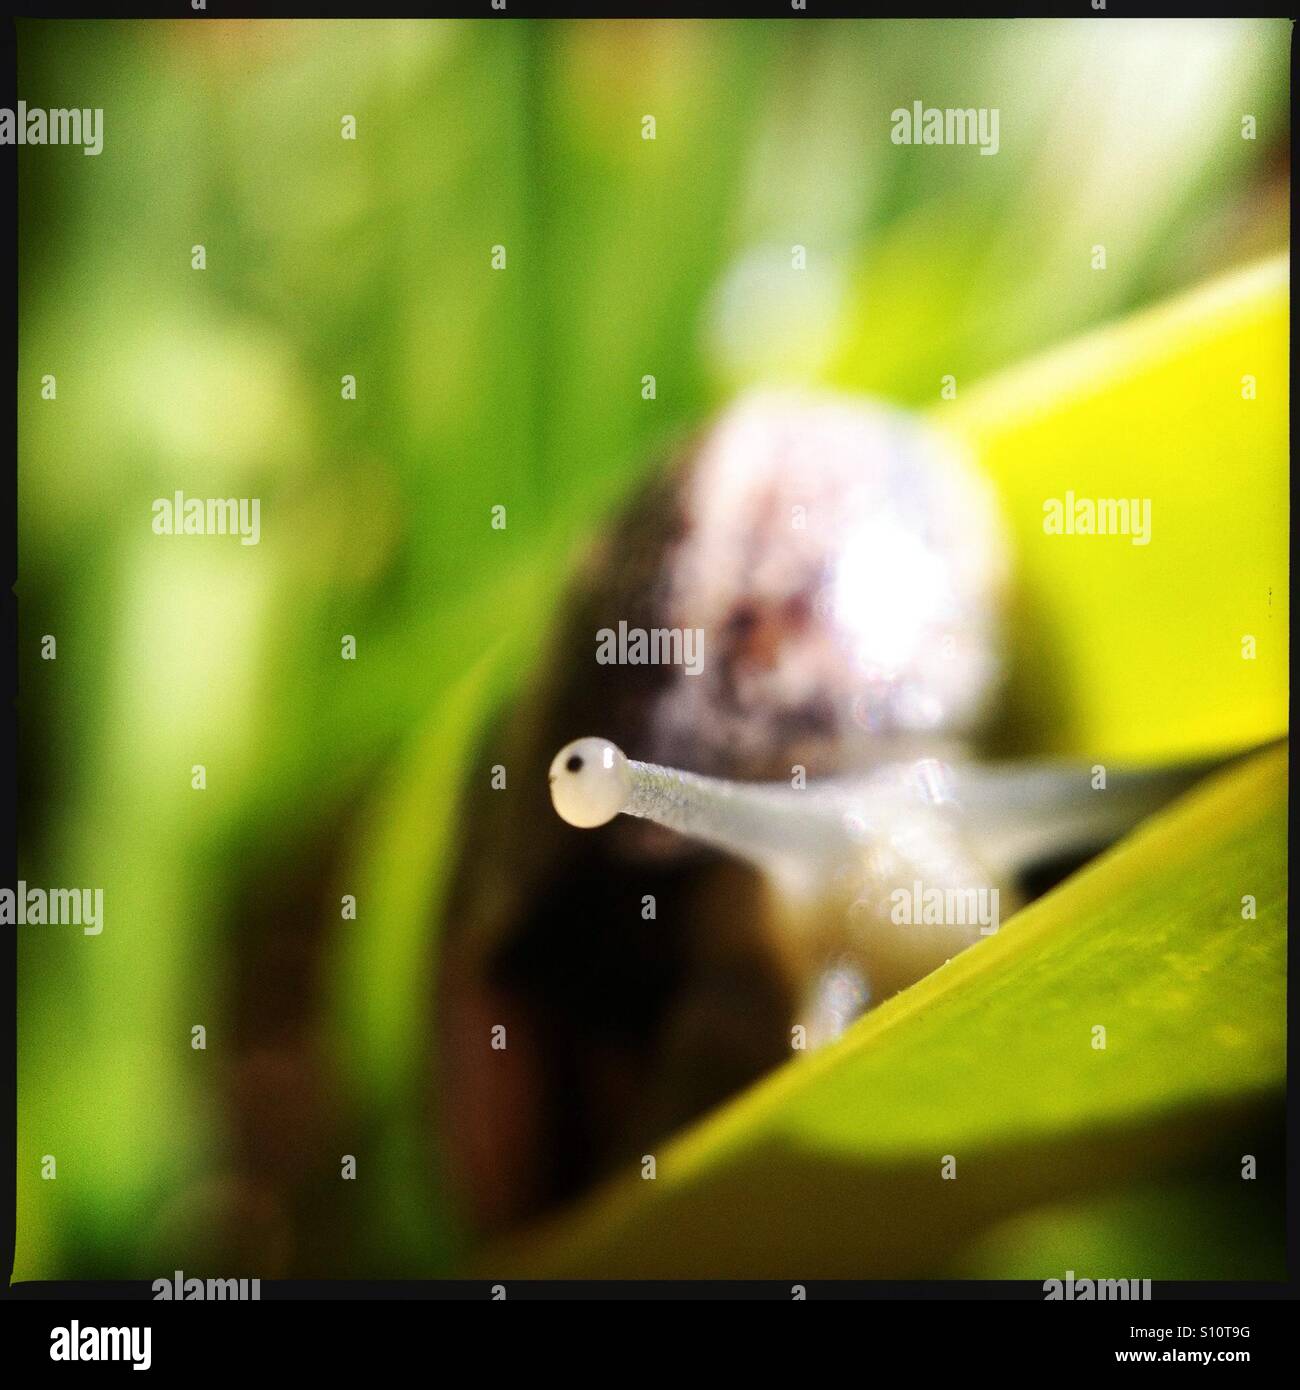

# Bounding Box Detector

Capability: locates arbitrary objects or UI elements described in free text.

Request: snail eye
[548,737,632,829]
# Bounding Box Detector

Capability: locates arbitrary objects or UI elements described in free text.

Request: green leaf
[492,742,1286,1278]
[942,256,1288,763]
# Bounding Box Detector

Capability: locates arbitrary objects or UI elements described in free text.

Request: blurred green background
[16,18,1289,1280]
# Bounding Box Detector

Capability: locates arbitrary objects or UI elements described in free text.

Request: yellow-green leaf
[942,256,1287,762]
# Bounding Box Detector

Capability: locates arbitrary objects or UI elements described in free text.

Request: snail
[435,390,1211,1234]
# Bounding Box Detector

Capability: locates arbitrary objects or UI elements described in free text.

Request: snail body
[545,735,1209,1046]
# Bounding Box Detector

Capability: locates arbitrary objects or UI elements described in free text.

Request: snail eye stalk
[547,736,1222,885]
[548,736,888,872]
